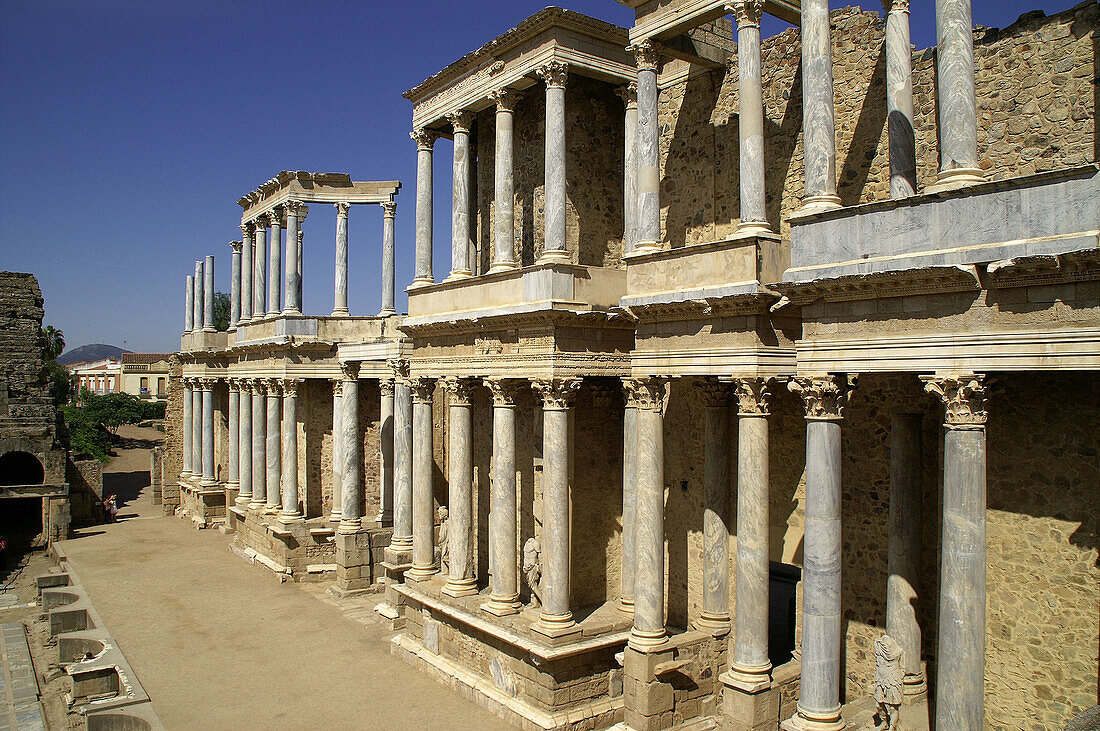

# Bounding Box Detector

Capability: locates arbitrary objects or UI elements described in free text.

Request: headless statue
[873,634,904,731]
[522,537,542,608]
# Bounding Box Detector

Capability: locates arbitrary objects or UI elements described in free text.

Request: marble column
[191,383,203,482]
[626,377,669,652]
[389,359,414,550]
[885,0,917,198]
[250,380,267,508]
[253,218,267,321]
[229,241,242,330]
[284,201,302,314]
[483,379,523,615]
[378,378,395,526]
[338,362,362,534]
[193,261,204,333]
[632,41,662,254]
[730,0,771,233]
[330,380,344,522]
[619,380,638,614]
[200,379,215,485]
[617,83,639,254]
[727,378,774,691]
[489,89,519,273]
[407,377,437,579]
[181,379,193,479]
[531,379,581,638]
[380,201,397,315]
[697,380,731,636]
[442,378,477,597]
[799,0,842,212]
[537,61,570,265]
[266,380,282,511]
[227,379,240,492]
[411,128,438,286]
[240,224,253,323]
[888,412,927,700]
[184,276,194,334]
[924,375,988,729]
[296,226,304,312]
[280,379,302,522]
[268,210,282,317]
[932,0,985,191]
[333,202,350,316]
[447,112,474,280]
[203,255,215,332]
[785,375,852,731]
[237,379,253,505]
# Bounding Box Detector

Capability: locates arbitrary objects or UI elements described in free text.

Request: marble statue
[437,506,450,571]
[873,634,904,730]
[522,537,542,608]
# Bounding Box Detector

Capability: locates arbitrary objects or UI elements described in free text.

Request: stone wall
[66,457,103,526]
[161,355,183,513]
[657,1,1098,245]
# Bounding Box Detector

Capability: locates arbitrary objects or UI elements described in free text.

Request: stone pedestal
[334,530,373,595]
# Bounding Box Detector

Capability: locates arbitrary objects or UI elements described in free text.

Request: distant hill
[57,344,131,365]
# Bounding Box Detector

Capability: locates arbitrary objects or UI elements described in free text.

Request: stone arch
[0,451,45,486]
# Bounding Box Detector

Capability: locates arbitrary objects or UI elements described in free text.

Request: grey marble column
[237,380,252,504]
[229,241,242,330]
[181,380,193,478]
[932,0,985,191]
[265,379,282,511]
[442,378,477,597]
[617,83,639,254]
[279,379,302,522]
[786,375,852,730]
[333,202,350,316]
[447,112,474,280]
[191,386,202,482]
[380,201,397,315]
[390,360,414,550]
[411,128,438,286]
[296,225,304,313]
[330,380,344,522]
[697,380,731,636]
[240,224,253,323]
[800,0,842,212]
[253,218,267,321]
[378,379,395,526]
[619,380,638,614]
[483,379,523,615]
[283,202,302,314]
[537,62,570,265]
[227,379,240,491]
[193,261,204,334]
[268,210,282,317]
[727,378,774,691]
[924,375,987,729]
[888,412,926,700]
[626,377,669,652]
[200,379,215,486]
[203,255,215,332]
[885,0,917,198]
[338,363,362,534]
[408,377,437,578]
[184,276,194,335]
[731,1,771,233]
[532,378,582,638]
[632,41,662,254]
[488,89,519,273]
[251,380,267,507]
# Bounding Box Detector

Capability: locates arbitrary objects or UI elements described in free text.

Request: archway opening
[0,451,44,486]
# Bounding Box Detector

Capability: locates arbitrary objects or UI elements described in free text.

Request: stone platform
[0,622,45,731]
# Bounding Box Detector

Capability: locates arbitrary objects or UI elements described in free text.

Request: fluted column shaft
[620,393,638,612]
[378,379,395,525]
[698,381,731,636]
[237,382,252,504]
[888,413,926,698]
[266,381,282,510]
[380,202,397,315]
[268,213,282,316]
[227,380,240,489]
[181,381,193,477]
[633,42,661,253]
[732,1,770,232]
[490,90,518,273]
[484,380,521,615]
[191,387,202,481]
[250,383,266,507]
[253,222,267,320]
[408,378,437,577]
[933,0,984,189]
[192,261,203,333]
[412,130,436,285]
[619,84,639,254]
[538,62,569,264]
[333,203,350,315]
[442,378,476,596]
[230,243,241,329]
[448,113,474,280]
[203,255,215,332]
[338,364,362,533]
[284,204,301,314]
[885,0,917,197]
[391,365,414,549]
[800,0,842,211]
[240,226,253,322]
[280,381,301,521]
[184,276,194,334]
[330,381,344,521]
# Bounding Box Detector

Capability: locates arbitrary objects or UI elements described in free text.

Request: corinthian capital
[727,0,763,29]
[409,377,436,403]
[411,127,440,150]
[381,200,397,218]
[882,0,910,12]
[380,379,395,397]
[623,377,668,413]
[922,374,987,428]
[441,377,477,406]
[266,378,283,396]
[485,378,525,407]
[230,240,243,253]
[340,361,360,381]
[532,378,582,409]
[240,222,253,239]
[734,377,773,415]
[282,379,301,398]
[387,358,409,381]
[331,379,343,397]
[448,111,474,135]
[536,60,569,89]
[283,200,303,217]
[789,375,855,420]
[335,201,351,217]
[253,379,268,396]
[629,39,661,72]
[615,81,638,108]
[489,87,519,112]
[694,378,731,408]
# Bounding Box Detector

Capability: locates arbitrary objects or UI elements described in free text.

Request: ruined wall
[161,355,184,512]
[66,457,103,526]
[658,2,1098,246]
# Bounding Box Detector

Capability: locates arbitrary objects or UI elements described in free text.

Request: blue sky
[0,0,1076,353]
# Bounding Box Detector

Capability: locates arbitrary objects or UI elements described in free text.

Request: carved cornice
[485,378,526,406]
[727,0,763,28]
[922,374,987,428]
[448,111,474,135]
[788,375,855,420]
[410,377,436,403]
[623,291,779,324]
[489,88,519,113]
[230,240,243,253]
[340,361,360,381]
[381,200,397,218]
[411,127,440,150]
[536,60,569,88]
[623,376,668,413]
[282,379,301,398]
[532,378,582,409]
[694,378,731,408]
[733,377,772,415]
[399,308,635,338]
[775,266,981,306]
[615,81,638,108]
[441,376,477,406]
[335,201,351,217]
[379,379,395,397]
[629,39,660,72]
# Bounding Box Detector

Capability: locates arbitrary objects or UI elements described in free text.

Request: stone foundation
[178,480,226,529]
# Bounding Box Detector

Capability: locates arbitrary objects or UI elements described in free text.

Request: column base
[235,494,252,506]
[721,663,773,693]
[737,220,773,236]
[928,166,986,193]
[331,308,350,317]
[443,269,473,282]
[266,310,280,318]
[263,505,280,515]
[377,308,397,317]
[409,276,435,289]
[617,597,635,615]
[480,596,521,617]
[180,471,193,481]
[693,612,731,637]
[249,500,265,511]
[202,326,215,333]
[405,565,438,581]
[441,577,479,598]
[531,612,580,641]
[798,194,843,214]
[225,481,239,491]
[627,626,669,652]
[277,510,304,524]
[486,261,518,275]
[336,517,362,534]
[282,307,302,316]
[902,666,929,704]
[329,510,343,524]
[780,706,845,731]
[200,478,217,487]
[633,241,662,255]
[535,250,571,265]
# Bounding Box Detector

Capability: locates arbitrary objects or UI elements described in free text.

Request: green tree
[212,291,230,331]
[81,392,146,435]
[40,325,64,360]
[44,360,71,406]
[60,404,112,462]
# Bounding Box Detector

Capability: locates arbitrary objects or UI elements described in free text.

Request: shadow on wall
[103,470,149,509]
[837,44,886,207]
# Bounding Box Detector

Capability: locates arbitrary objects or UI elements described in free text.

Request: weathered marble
[619,389,637,613]
[888,413,925,698]
[191,388,202,481]
[253,221,267,320]
[192,261,203,333]
[339,363,362,533]
[227,380,239,490]
[633,41,661,252]
[180,382,192,477]
[489,90,518,273]
[184,276,194,333]
[884,0,917,198]
[283,202,301,314]
[380,201,397,315]
[229,242,241,329]
[618,83,638,254]
[237,380,252,504]
[933,0,985,190]
[412,129,437,286]
[266,380,282,510]
[280,380,302,522]
[697,380,731,635]
[240,225,253,322]
[408,377,437,577]
[448,113,474,280]
[331,380,344,521]
[334,202,350,316]
[538,62,570,264]
[251,382,266,507]
[800,0,842,211]
[732,0,770,232]
[203,255,215,333]
[442,378,477,596]
[295,227,304,312]
[391,363,414,549]
[268,213,282,316]
[378,379,395,526]
[484,379,522,615]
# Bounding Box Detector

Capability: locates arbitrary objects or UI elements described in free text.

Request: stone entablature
[617,0,801,43]
[237,171,399,222]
